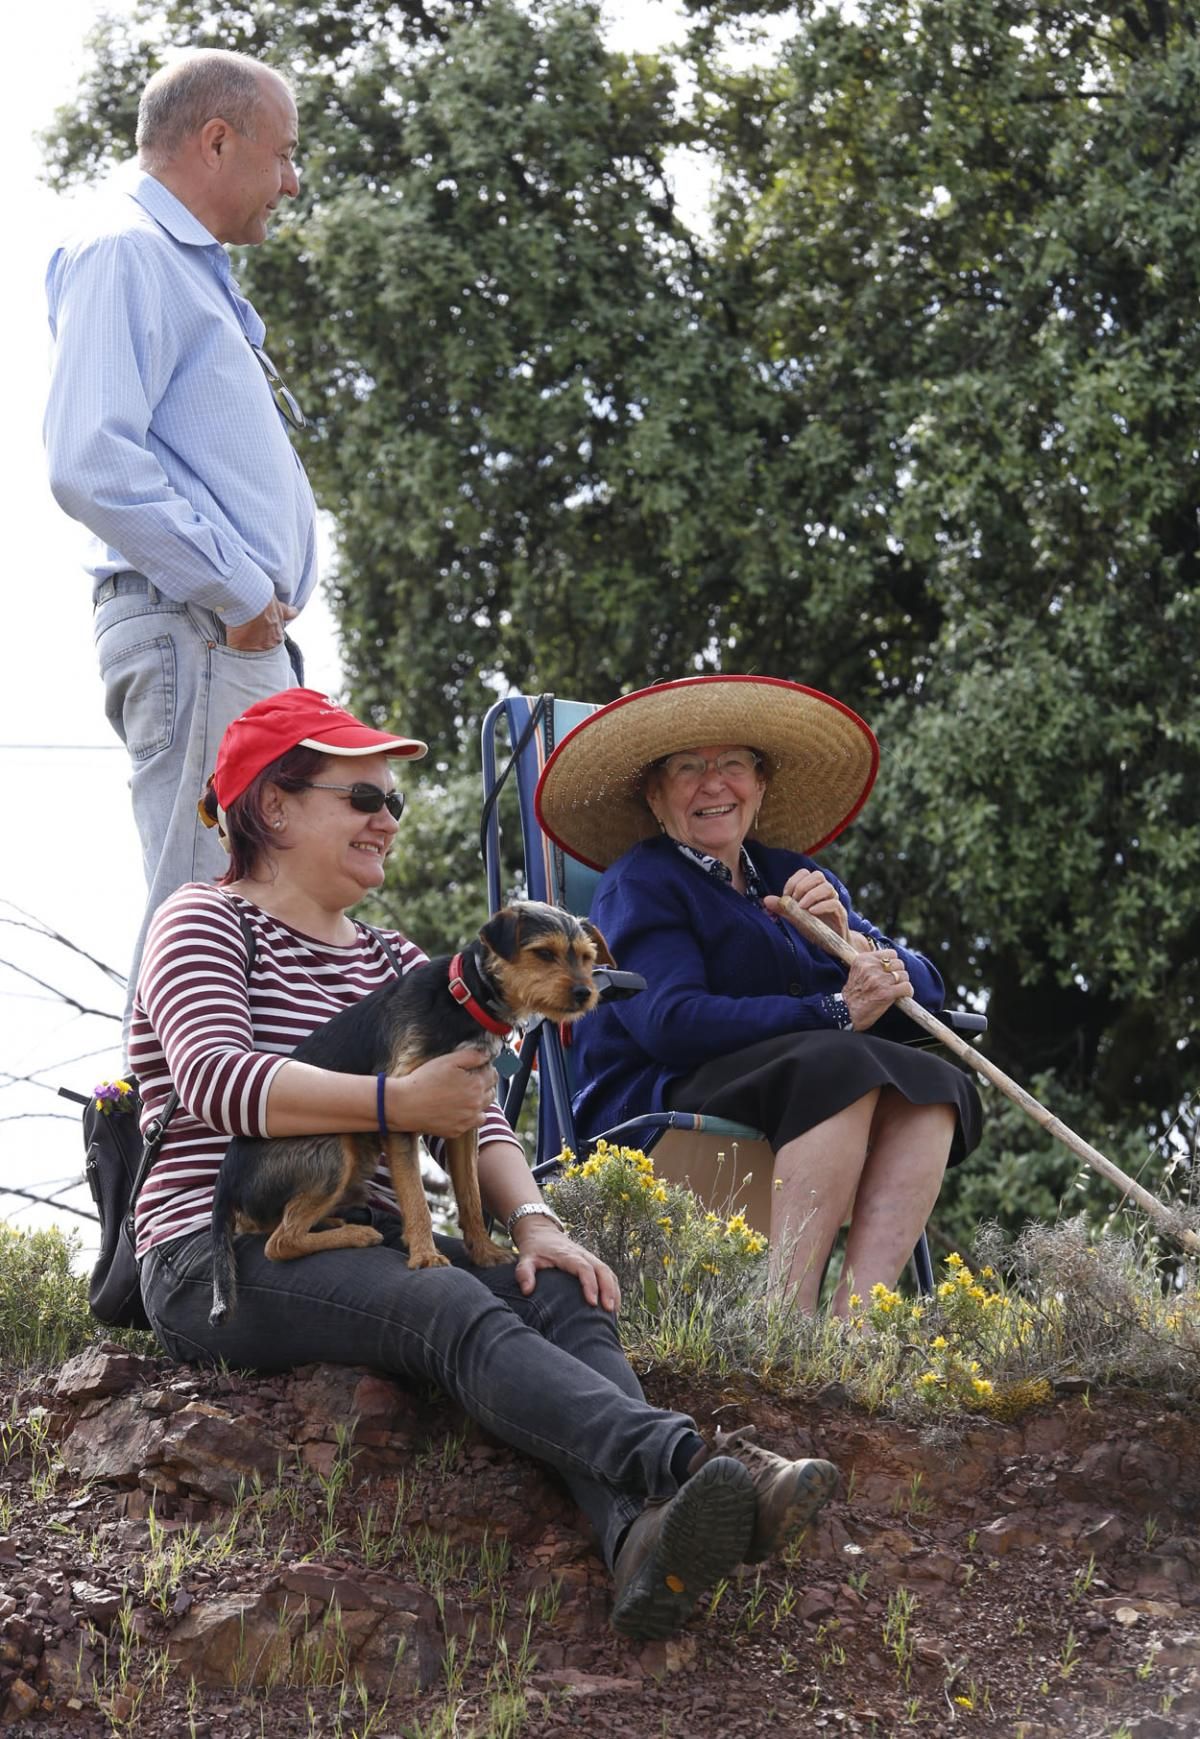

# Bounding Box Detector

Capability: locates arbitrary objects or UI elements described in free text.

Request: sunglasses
[298,781,406,819]
[249,341,307,431]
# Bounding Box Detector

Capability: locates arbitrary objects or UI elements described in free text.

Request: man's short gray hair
[137,49,289,166]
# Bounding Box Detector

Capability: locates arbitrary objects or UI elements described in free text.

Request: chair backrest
[481,693,603,1158]
[481,694,600,917]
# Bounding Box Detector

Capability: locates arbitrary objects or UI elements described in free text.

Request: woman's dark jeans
[141,1213,694,1568]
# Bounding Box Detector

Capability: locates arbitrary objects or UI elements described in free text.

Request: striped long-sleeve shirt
[129,883,517,1256]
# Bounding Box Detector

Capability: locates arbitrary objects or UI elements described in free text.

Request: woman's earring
[272,819,284,831]
[657,818,667,834]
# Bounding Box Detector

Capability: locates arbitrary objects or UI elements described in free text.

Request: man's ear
[198,116,232,168]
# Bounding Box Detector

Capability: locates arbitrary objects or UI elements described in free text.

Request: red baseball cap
[211,688,427,807]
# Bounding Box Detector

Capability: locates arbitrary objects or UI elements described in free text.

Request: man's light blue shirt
[44,168,317,625]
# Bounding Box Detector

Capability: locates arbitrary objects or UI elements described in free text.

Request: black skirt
[664,1031,981,1167]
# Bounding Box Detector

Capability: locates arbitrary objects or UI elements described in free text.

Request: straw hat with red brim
[211,688,427,809]
[534,675,879,871]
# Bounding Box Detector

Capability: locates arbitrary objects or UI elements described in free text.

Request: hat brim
[298,730,427,761]
[534,675,878,870]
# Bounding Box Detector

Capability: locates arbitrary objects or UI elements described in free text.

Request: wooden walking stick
[777,895,1200,1257]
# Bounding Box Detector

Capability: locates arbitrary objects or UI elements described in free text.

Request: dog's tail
[208,1141,242,1326]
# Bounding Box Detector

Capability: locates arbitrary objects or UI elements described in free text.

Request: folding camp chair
[480,692,986,1295]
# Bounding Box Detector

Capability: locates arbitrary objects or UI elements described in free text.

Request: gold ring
[892,968,902,982]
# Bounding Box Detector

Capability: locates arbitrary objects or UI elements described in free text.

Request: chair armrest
[593,967,646,1002]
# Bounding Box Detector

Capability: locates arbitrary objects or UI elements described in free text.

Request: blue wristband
[376,1072,389,1140]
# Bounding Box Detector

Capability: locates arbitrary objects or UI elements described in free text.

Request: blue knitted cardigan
[571,836,946,1139]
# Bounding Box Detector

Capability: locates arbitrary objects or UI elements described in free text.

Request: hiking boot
[692,1426,839,1565]
[611,1455,756,1640]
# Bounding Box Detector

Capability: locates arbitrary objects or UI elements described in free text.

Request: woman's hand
[387,1052,497,1139]
[768,869,850,943]
[511,1216,621,1313]
[842,947,913,1031]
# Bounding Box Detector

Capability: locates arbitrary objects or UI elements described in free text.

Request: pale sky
[2,0,700,1258]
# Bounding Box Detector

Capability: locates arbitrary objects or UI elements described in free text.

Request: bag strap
[128,900,259,1213]
[357,920,404,978]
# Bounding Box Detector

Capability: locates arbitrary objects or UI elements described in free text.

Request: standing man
[44,48,317,1049]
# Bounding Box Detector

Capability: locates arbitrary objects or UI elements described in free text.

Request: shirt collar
[670,839,769,900]
[127,168,222,250]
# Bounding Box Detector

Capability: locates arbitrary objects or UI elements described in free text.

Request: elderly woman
[130,686,839,1641]
[535,675,981,1313]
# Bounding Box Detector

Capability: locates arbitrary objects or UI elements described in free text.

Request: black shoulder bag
[59,906,258,1331]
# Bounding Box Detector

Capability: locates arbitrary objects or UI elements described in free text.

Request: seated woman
[131,686,839,1642]
[535,674,982,1314]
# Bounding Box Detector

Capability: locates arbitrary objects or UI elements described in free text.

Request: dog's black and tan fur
[209,902,612,1324]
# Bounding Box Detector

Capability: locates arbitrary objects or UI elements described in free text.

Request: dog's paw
[406,1249,451,1270]
[466,1238,517,1268]
[341,1226,384,1248]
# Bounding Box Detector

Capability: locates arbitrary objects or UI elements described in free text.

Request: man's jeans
[142,1217,695,1568]
[93,575,301,1052]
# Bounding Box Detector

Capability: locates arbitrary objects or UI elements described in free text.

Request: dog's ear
[480,907,522,961]
[582,920,616,967]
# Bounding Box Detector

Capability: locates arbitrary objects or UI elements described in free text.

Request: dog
[208,901,612,1324]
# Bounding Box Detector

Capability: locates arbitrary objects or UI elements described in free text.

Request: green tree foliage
[44,0,1199,1244]
[679,0,1200,1239]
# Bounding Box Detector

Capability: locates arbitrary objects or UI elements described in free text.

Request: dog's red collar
[448,953,513,1036]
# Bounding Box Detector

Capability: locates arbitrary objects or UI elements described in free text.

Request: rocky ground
[0,1346,1198,1737]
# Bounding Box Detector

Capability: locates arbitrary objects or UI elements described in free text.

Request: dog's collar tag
[495,1044,521,1080]
[448,952,513,1037]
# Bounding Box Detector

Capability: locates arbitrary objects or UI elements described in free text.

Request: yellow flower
[937,1281,955,1299]
[971,1378,994,1396]
[917,1371,940,1386]
[954,1694,974,1709]
[931,1335,948,1349]
[848,1294,863,1310]
[946,1252,964,1269]
[658,1216,673,1232]
[980,1265,995,1280]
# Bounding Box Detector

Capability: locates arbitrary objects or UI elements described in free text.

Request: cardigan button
[788,981,803,996]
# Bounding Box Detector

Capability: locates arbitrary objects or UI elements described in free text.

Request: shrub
[0,1223,152,1369]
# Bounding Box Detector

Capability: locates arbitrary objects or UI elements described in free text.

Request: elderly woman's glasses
[299,781,405,819]
[249,342,307,431]
[657,750,762,784]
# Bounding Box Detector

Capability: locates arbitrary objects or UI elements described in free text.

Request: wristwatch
[504,1201,565,1240]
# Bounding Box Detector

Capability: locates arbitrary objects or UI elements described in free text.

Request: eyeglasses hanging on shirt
[248,341,307,431]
